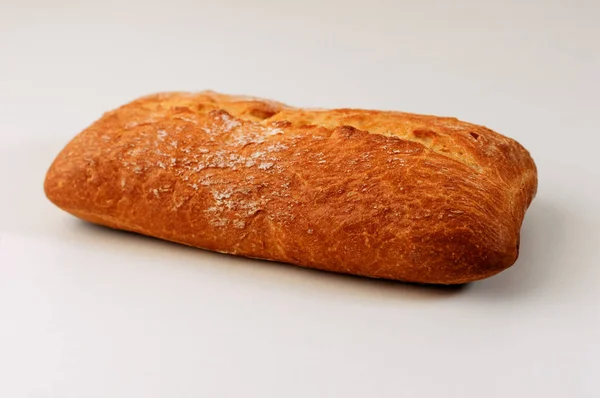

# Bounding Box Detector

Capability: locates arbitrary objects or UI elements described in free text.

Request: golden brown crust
[44,91,537,284]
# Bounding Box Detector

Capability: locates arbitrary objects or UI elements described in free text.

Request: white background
[1,1,599,397]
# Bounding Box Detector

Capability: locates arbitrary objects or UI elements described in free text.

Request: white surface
[1,1,599,397]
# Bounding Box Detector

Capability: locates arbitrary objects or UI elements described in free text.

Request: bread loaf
[44,91,537,284]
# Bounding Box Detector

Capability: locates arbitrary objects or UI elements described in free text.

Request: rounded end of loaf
[44,160,61,209]
[393,229,520,285]
[43,145,81,216]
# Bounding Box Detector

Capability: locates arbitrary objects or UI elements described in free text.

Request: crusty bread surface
[44,91,537,284]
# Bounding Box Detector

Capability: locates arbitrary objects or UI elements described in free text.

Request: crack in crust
[139,91,533,177]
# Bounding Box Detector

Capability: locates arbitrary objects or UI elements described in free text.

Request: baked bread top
[44,91,538,283]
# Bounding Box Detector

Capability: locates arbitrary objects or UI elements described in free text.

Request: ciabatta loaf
[44,91,537,284]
